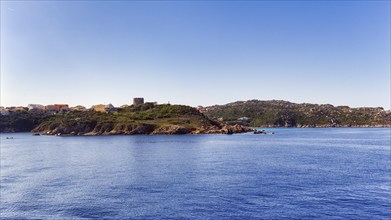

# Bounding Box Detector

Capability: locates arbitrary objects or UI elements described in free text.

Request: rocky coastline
[33,124,253,136]
[2,102,390,136]
[257,124,390,128]
[9,104,255,136]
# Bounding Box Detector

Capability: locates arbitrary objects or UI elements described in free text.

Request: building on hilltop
[54,104,69,112]
[45,105,57,114]
[6,106,26,112]
[27,104,45,114]
[28,104,45,110]
[16,106,26,111]
[45,105,56,111]
[91,104,106,112]
[44,104,70,114]
[196,106,207,113]
[0,107,9,116]
[105,104,114,109]
[105,104,117,112]
[133,98,144,106]
[91,104,116,113]
[70,105,87,111]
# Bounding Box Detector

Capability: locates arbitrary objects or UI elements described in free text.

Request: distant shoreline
[1,126,390,137]
[2,101,390,135]
[253,125,391,128]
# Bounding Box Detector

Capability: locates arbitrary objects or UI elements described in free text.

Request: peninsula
[0,103,251,135]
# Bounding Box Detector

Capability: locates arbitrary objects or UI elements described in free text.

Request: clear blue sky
[1,1,390,108]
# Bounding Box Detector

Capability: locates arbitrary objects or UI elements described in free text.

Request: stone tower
[133,98,144,106]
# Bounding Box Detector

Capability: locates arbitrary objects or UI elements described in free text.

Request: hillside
[203,100,391,127]
[1,104,251,135]
[0,111,55,132]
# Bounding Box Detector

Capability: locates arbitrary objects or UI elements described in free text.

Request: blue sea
[1,128,390,219]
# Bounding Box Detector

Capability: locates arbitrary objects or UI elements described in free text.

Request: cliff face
[203,100,391,127]
[4,104,251,135]
[0,111,54,132]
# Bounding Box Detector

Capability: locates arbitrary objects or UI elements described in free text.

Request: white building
[27,104,45,110]
[105,104,115,110]
[0,107,9,116]
[238,117,251,121]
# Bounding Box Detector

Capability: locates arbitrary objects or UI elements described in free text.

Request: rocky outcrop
[151,125,195,135]
[191,124,254,134]
[33,123,252,136]
[127,124,156,135]
[32,120,252,136]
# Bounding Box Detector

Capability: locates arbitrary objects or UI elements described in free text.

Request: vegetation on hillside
[1,104,246,135]
[0,111,54,132]
[203,100,391,127]
[2,100,389,134]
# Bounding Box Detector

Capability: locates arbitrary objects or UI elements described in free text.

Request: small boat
[254,130,266,134]
[6,137,14,139]
[32,133,40,136]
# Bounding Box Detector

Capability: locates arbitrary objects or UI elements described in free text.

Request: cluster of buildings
[196,105,219,113]
[27,104,72,114]
[0,97,147,116]
[0,104,77,115]
[0,106,26,115]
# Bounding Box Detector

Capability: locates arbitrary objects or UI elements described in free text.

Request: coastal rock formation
[151,125,195,135]
[191,124,253,134]
[127,124,156,135]
[23,104,252,136]
[33,123,252,136]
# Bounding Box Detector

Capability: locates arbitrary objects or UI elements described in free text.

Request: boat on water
[254,130,266,134]
[254,130,274,135]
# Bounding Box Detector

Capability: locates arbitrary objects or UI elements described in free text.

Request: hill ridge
[202,100,390,127]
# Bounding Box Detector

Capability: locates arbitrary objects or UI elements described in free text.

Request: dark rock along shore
[34,123,253,136]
